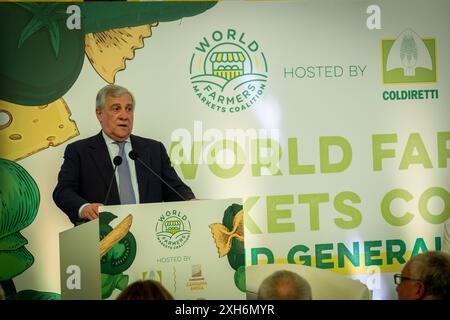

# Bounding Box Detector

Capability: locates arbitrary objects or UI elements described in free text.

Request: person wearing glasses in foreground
[394,251,450,300]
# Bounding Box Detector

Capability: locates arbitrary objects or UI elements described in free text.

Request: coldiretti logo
[382,28,437,84]
[189,28,268,114]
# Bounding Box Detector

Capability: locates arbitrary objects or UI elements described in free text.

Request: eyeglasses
[393,274,422,285]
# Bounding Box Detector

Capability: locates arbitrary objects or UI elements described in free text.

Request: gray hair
[96,84,135,110]
[408,251,450,300]
[257,270,312,300]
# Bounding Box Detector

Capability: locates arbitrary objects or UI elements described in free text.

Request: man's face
[396,262,424,300]
[96,93,134,141]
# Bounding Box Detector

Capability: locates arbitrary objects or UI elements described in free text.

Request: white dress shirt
[78,131,140,217]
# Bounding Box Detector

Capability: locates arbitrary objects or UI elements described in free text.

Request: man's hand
[80,203,103,220]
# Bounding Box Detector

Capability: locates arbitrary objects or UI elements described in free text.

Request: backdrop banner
[1,0,448,300]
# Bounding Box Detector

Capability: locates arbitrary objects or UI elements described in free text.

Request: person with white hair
[257,269,312,300]
[395,251,450,300]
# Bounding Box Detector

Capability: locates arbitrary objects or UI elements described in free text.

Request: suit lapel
[88,132,120,203]
[130,135,150,202]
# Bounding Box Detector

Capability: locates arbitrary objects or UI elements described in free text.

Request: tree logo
[382,28,437,84]
[189,28,268,114]
[156,210,191,249]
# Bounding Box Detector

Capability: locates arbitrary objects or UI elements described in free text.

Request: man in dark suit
[53,84,195,225]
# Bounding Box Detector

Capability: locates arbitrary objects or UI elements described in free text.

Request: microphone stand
[128,150,187,201]
[104,155,123,205]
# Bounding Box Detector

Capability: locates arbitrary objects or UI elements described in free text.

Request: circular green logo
[156,210,191,249]
[189,28,268,114]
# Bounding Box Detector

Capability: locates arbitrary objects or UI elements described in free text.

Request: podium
[59,199,246,300]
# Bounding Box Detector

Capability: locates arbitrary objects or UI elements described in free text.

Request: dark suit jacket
[53,131,195,224]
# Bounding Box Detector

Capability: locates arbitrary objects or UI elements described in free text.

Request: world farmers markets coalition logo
[189,28,268,113]
[156,210,191,249]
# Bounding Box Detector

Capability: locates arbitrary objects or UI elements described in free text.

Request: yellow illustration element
[100,214,133,258]
[0,98,79,161]
[209,210,244,258]
[85,23,157,84]
[210,52,246,80]
[164,219,182,235]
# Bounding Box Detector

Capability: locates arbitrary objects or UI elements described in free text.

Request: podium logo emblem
[189,28,268,114]
[156,210,191,249]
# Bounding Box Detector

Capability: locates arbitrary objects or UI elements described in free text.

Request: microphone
[128,150,187,201]
[103,155,123,205]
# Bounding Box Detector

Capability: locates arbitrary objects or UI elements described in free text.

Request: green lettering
[251,139,282,176]
[337,242,360,268]
[287,245,311,265]
[411,238,428,257]
[381,189,414,226]
[288,138,315,174]
[251,247,274,265]
[437,132,450,168]
[169,141,201,179]
[386,239,406,264]
[435,236,441,251]
[315,243,334,269]
[372,133,397,171]
[418,187,450,224]
[207,140,244,178]
[334,191,362,229]
[364,240,383,266]
[320,136,352,173]
[298,193,329,231]
[267,195,295,233]
[244,196,262,234]
[399,133,433,169]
